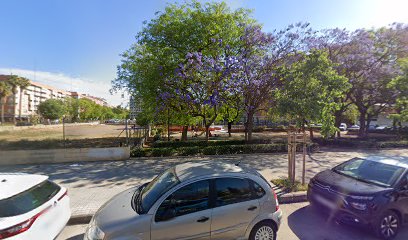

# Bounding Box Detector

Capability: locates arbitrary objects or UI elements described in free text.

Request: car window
[140,167,180,214]
[0,180,60,217]
[215,178,252,207]
[333,158,405,187]
[251,180,266,199]
[155,180,209,221]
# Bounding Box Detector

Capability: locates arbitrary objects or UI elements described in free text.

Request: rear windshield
[0,180,61,217]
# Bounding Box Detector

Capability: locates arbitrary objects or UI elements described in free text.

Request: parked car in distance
[376,125,390,130]
[0,173,71,240]
[308,156,408,240]
[347,124,360,131]
[339,123,347,131]
[85,161,282,240]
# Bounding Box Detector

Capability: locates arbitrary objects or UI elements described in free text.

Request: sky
[1,0,408,106]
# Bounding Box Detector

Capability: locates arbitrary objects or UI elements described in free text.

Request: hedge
[130,142,320,158]
[152,140,246,148]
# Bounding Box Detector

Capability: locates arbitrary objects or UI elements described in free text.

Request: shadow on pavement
[66,234,84,240]
[287,205,408,240]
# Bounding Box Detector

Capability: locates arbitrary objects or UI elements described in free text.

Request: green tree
[113,1,254,140]
[38,99,66,120]
[276,50,350,138]
[8,75,30,123]
[388,58,408,132]
[0,81,12,123]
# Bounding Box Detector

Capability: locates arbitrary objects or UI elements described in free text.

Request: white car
[0,173,71,240]
[339,123,347,131]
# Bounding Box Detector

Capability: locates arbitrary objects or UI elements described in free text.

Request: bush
[178,146,201,156]
[151,147,175,157]
[152,140,246,148]
[253,126,266,132]
[202,146,218,155]
[153,134,161,142]
[131,148,148,157]
[271,178,308,192]
[377,141,408,149]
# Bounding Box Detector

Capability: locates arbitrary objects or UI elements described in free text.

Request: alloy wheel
[255,225,275,240]
[380,214,398,239]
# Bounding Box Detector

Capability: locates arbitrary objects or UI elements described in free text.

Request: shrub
[377,141,408,149]
[253,126,266,132]
[151,147,175,157]
[271,177,308,192]
[131,148,148,157]
[202,146,218,155]
[152,140,246,148]
[178,146,201,156]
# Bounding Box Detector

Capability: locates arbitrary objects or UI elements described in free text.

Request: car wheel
[376,210,400,240]
[249,221,277,240]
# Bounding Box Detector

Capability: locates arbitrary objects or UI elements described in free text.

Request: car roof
[174,161,258,182]
[0,173,48,200]
[359,156,408,169]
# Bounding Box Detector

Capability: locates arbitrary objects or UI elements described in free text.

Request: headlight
[349,202,367,211]
[84,218,105,240]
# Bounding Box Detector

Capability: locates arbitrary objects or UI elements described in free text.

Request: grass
[271,177,308,192]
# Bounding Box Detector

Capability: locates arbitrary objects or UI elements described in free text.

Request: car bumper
[307,187,375,227]
[274,208,283,229]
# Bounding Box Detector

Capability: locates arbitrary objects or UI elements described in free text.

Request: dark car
[307,157,408,240]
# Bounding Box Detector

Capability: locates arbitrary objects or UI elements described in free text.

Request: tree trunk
[205,126,210,141]
[19,87,23,121]
[0,97,5,123]
[309,126,314,140]
[167,109,170,141]
[12,94,16,124]
[334,111,342,138]
[245,112,254,142]
[181,125,188,141]
[228,121,232,137]
[358,110,367,138]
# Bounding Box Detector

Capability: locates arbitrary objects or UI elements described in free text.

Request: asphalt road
[57,202,408,240]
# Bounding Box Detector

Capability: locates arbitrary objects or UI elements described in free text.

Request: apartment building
[0,75,107,121]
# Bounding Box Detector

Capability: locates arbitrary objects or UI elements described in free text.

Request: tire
[376,210,400,240]
[249,221,277,240]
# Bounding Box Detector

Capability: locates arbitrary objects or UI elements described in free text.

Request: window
[155,180,209,221]
[0,181,61,217]
[251,180,266,199]
[333,158,405,187]
[140,167,180,214]
[215,178,252,207]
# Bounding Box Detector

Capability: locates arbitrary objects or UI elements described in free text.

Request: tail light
[58,190,68,201]
[0,206,50,239]
[273,190,279,211]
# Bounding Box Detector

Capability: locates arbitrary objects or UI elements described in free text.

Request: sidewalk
[2,148,407,220]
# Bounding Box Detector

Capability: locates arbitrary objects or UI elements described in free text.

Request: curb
[68,214,93,225]
[278,191,308,204]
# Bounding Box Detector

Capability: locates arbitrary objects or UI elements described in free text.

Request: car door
[150,180,211,240]
[395,173,408,223]
[210,177,260,239]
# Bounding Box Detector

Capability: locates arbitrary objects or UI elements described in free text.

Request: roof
[362,156,408,169]
[0,173,48,200]
[174,161,258,182]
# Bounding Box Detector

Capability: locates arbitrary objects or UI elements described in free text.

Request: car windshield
[333,158,405,187]
[138,167,180,214]
[0,180,60,217]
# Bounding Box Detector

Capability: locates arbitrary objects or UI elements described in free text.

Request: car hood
[313,170,392,195]
[94,187,143,232]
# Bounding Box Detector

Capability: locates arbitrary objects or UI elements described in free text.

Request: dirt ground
[0,124,126,141]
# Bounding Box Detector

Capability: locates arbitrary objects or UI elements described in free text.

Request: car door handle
[197,216,209,223]
[247,206,257,211]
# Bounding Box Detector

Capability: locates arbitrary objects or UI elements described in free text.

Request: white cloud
[0,68,127,106]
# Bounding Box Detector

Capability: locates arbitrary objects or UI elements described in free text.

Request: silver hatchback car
[84,161,282,240]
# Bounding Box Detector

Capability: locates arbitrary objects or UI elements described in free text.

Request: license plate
[314,194,336,209]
